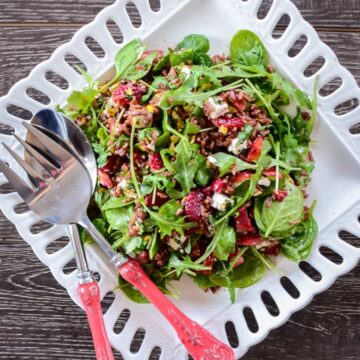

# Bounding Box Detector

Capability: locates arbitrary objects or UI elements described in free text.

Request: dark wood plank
[0,0,359,29]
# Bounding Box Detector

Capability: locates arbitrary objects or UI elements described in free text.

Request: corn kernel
[176,118,185,130]
[172,110,180,120]
[125,88,133,96]
[169,142,176,151]
[219,126,228,134]
[170,135,179,144]
[144,235,152,243]
[146,105,155,113]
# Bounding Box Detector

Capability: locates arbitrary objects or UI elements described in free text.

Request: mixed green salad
[61,30,318,303]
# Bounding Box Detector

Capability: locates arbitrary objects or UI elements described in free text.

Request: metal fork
[0,121,235,360]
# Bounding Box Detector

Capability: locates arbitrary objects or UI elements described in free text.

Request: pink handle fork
[118,259,235,360]
[78,281,114,360]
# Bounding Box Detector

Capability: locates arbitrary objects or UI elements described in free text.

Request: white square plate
[1,0,360,359]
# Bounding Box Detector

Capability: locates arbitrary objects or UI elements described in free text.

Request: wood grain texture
[0,1,359,360]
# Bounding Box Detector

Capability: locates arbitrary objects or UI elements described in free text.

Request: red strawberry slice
[273,190,288,202]
[234,207,256,234]
[98,169,113,188]
[264,243,280,256]
[237,234,263,246]
[262,167,283,179]
[246,137,263,162]
[199,254,217,275]
[210,179,226,193]
[212,117,244,129]
[149,153,164,171]
[145,191,168,207]
[184,190,204,222]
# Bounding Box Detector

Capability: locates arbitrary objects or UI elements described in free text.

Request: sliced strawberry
[229,249,245,268]
[210,179,227,193]
[149,153,164,171]
[234,207,256,234]
[184,190,204,222]
[212,117,244,129]
[237,234,263,246]
[145,191,168,207]
[273,190,288,202]
[263,167,283,179]
[264,243,280,256]
[246,137,263,162]
[98,169,113,188]
[135,250,149,264]
[199,254,217,275]
[99,155,116,173]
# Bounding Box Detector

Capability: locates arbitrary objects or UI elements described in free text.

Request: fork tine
[14,134,59,177]
[22,121,74,165]
[2,142,49,189]
[0,159,34,202]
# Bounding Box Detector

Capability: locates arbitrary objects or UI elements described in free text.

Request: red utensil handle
[118,259,234,360]
[78,281,115,360]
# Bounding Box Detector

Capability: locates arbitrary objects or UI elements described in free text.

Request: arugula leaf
[209,152,256,177]
[92,142,111,168]
[113,38,146,82]
[175,34,210,53]
[153,52,171,72]
[281,215,318,261]
[167,254,210,277]
[167,139,198,199]
[262,182,304,237]
[230,30,268,68]
[124,50,158,81]
[147,229,159,260]
[105,205,134,232]
[214,224,236,261]
[150,199,195,238]
[141,174,175,195]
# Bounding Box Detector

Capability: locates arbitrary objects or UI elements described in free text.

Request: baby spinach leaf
[281,215,318,261]
[153,52,171,72]
[168,254,210,277]
[262,182,304,237]
[210,152,256,177]
[124,50,158,81]
[67,88,98,113]
[105,204,134,232]
[214,224,236,261]
[210,253,265,288]
[230,30,268,68]
[102,196,133,211]
[175,34,210,53]
[114,38,146,81]
[191,273,217,289]
[196,220,228,264]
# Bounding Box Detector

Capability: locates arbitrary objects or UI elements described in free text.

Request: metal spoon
[25,109,114,360]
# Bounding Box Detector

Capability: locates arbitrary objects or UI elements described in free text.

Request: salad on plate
[60,30,318,303]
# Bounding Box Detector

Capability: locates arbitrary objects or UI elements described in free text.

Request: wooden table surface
[0,1,359,359]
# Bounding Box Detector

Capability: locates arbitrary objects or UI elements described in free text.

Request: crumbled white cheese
[207,156,218,165]
[181,66,191,80]
[257,178,271,187]
[119,179,127,190]
[211,193,233,211]
[228,138,248,155]
[146,143,155,152]
[206,97,229,119]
